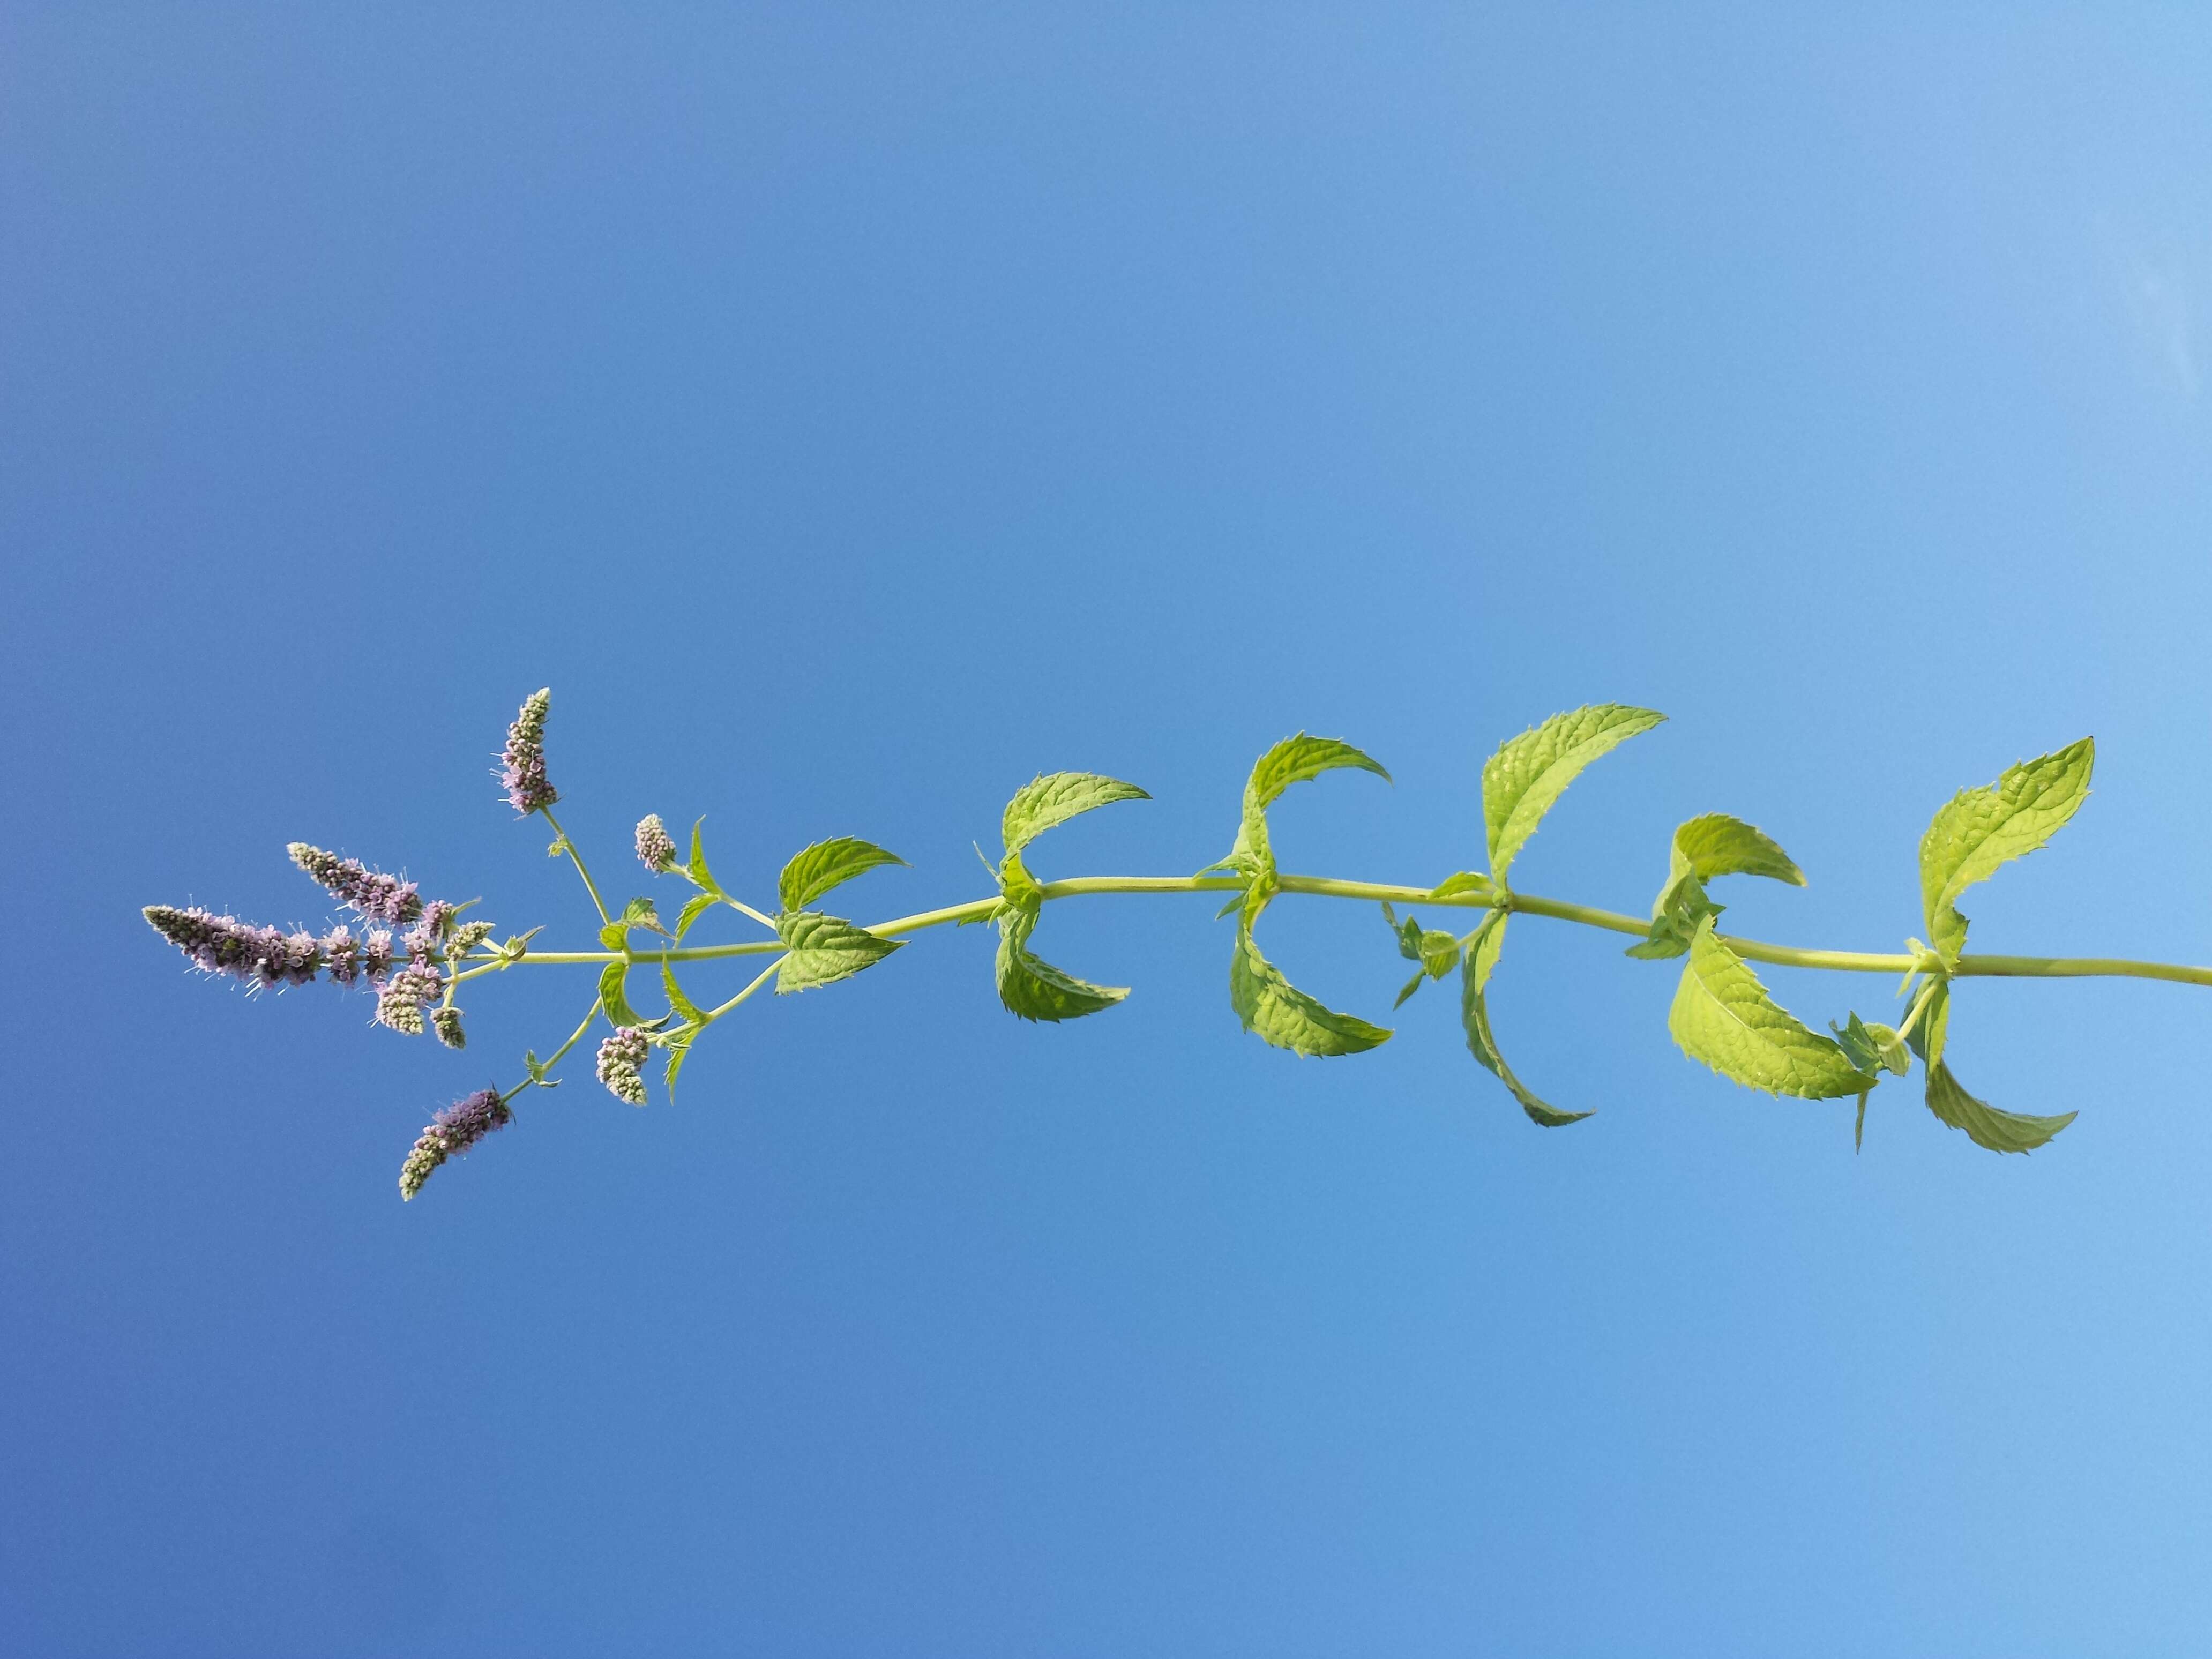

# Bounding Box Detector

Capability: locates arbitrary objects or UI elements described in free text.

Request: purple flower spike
[596,1027,649,1106]
[501,689,558,815]
[287,844,423,927]
[399,1087,513,1201]
[145,905,327,990]
[634,814,676,872]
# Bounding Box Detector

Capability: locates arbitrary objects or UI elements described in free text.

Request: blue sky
[8,5,2212,1654]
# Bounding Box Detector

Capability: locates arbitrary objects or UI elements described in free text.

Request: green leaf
[1382,903,1460,1007]
[1919,737,2094,962]
[1429,871,1494,902]
[599,961,648,1028]
[523,1048,559,1088]
[672,893,718,941]
[1245,733,1392,810]
[684,819,726,896]
[1833,1013,1911,1078]
[778,837,906,914]
[1229,925,1391,1057]
[1457,911,1590,1126]
[995,903,1130,1022]
[598,920,627,950]
[1002,772,1150,855]
[1222,734,1389,924]
[773,909,903,993]
[1924,1058,2075,1154]
[1483,704,1666,884]
[661,961,708,1026]
[663,1023,702,1095]
[1671,813,1807,887]
[1668,916,1873,1100]
[1632,812,1806,959]
[619,896,668,935]
[1900,978,1952,1070]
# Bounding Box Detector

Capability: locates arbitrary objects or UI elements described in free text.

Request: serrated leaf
[773,909,903,992]
[1668,916,1872,1100]
[1002,772,1150,855]
[663,1023,702,1095]
[1833,1013,1911,1078]
[1919,737,2094,962]
[1457,911,1589,1126]
[1671,813,1806,886]
[1229,926,1391,1057]
[1924,1058,2075,1154]
[673,893,717,941]
[1223,734,1389,924]
[994,906,1130,1022]
[1483,704,1666,884]
[524,1048,557,1086]
[598,920,628,950]
[661,961,708,1026]
[599,961,648,1028]
[778,837,906,914]
[1246,734,1392,811]
[1633,813,1806,959]
[684,819,725,896]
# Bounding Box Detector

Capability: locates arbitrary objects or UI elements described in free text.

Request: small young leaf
[1919,737,2094,962]
[524,1048,559,1087]
[1429,871,1494,902]
[661,961,708,1026]
[598,920,628,950]
[1833,1013,1911,1078]
[774,910,903,992]
[1668,916,1872,1100]
[1458,912,1590,1126]
[618,896,668,936]
[1924,1058,2075,1154]
[599,961,648,1029]
[1002,772,1150,855]
[1483,704,1666,885]
[778,838,906,914]
[1229,926,1392,1057]
[663,1023,702,1095]
[672,893,718,941]
[685,819,726,896]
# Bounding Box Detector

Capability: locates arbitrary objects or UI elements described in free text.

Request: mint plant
[146,691,2195,1200]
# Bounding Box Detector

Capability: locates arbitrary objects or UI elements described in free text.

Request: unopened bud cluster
[635,814,676,872]
[596,1027,650,1105]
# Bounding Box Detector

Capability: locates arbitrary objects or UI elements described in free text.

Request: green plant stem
[472,872,2212,989]
[704,956,785,1023]
[501,998,602,1104]
[540,807,610,925]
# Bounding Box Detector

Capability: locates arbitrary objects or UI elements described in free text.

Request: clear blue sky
[7,5,2212,1653]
